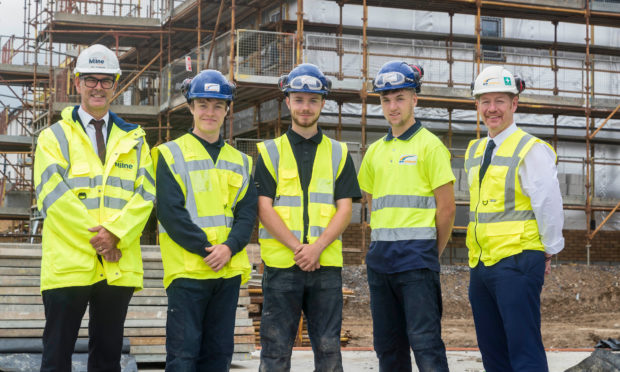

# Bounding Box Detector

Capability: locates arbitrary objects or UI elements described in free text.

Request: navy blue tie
[479,139,496,183]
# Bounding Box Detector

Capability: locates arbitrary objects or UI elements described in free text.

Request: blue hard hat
[278,63,331,96]
[372,61,424,93]
[184,69,236,103]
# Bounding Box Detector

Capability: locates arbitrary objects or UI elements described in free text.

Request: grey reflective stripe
[309,192,333,204]
[469,210,536,223]
[105,176,133,192]
[40,181,71,218]
[36,163,67,200]
[372,194,436,211]
[259,228,302,240]
[50,123,70,175]
[136,185,156,202]
[194,215,234,229]
[218,159,245,177]
[264,140,279,181]
[329,138,342,184]
[104,196,127,210]
[177,158,214,173]
[81,198,100,210]
[464,138,483,173]
[504,134,533,212]
[158,222,167,234]
[135,137,144,173]
[309,226,324,237]
[67,175,103,190]
[231,153,250,211]
[273,195,302,207]
[137,167,155,188]
[164,142,199,222]
[371,227,437,241]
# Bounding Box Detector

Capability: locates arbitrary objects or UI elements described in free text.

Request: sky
[0,0,28,107]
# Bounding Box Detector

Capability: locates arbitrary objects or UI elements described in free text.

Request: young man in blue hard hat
[154,69,257,371]
[34,44,155,371]
[255,63,362,371]
[466,66,564,372]
[357,61,455,372]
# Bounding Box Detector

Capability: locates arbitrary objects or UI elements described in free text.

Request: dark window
[481,17,503,61]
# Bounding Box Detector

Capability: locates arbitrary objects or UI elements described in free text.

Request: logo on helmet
[89,58,105,65]
[504,77,512,86]
[204,83,221,92]
[483,78,500,86]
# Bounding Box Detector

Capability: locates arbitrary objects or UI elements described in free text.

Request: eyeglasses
[81,76,115,89]
[287,75,325,91]
[373,71,413,89]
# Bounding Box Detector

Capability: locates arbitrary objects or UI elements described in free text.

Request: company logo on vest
[399,155,417,165]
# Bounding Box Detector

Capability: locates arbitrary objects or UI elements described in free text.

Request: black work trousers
[40,280,134,372]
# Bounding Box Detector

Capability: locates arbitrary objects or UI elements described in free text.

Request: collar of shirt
[286,126,323,145]
[487,122,517,152]
[189,131,225,149]
[385,119,422,141]
[78,106,110,130]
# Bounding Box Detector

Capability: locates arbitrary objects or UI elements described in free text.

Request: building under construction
[0,0,619,365]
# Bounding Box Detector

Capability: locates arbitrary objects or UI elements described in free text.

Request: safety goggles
[81,76,115,89]
[373,71,413,89]
[287,75,325,91]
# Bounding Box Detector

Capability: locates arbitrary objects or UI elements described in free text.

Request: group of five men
[34,44,563,372]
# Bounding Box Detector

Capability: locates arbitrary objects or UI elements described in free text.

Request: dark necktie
[479,139,496,183]
[90,119,106,164]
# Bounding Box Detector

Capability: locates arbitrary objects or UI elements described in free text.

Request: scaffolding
[0,0,618,261]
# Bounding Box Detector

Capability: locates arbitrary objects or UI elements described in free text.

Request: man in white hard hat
[34,44,155,371]
[464,65,564,372]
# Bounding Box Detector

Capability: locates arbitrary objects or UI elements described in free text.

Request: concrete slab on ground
[225,350,592,372]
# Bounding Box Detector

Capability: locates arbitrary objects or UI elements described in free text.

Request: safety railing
[236,29,296,78]
[54,0,151,18]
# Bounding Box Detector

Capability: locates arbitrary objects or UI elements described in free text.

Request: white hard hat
[74,44,121,79]
[471,66,524,97]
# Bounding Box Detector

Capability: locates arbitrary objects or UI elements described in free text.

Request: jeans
[367,267,449,372]
[40,280,134,372]
[469,250,548,372]
[165,276,241,372]
[259,265,343,372]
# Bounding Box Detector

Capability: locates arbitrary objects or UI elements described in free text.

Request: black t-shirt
[254,127,361,243]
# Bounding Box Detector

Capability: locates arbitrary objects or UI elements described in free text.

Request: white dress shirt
[485,123,565,255]
[78,106,109,154]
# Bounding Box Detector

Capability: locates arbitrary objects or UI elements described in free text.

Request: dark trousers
[259,265,343,372]
[469,250,548,372]
[165,276,241,372]
[367,267,449,372]
[40,280,134,372]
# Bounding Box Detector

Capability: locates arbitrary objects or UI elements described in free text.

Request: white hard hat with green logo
[471,65,525,97]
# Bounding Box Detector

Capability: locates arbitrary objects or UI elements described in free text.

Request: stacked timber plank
[244,244,352,348]
[0,243,255,364]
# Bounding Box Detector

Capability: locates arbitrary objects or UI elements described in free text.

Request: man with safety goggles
[255,63,361,371]
[358,61,455,371]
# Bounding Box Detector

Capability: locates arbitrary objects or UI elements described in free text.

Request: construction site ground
[341,264,620,350]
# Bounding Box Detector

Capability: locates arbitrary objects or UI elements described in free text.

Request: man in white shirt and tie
[464,65,564,372]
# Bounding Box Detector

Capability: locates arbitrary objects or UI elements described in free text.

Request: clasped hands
[89,225,122,262]
[294,243,323,272]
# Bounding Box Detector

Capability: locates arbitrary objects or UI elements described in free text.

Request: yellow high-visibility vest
[34,106,155,291]
[256,134,347,268]
[464,128,553,267]
[154,133,252,288]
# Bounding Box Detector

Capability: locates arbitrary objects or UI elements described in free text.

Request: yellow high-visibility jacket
[154,133,252,288]
[257,134,347,268]
[34,106,155,291]
[464,128,553,267]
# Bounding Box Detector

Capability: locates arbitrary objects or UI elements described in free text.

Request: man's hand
[204,244,232,272]
[89,225,120,259]
[103,248,122,263]
[544,253,553,275]
[294,243,322,272]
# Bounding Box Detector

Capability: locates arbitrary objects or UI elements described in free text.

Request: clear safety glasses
[287,75,325,91]
[373,71,412,89]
